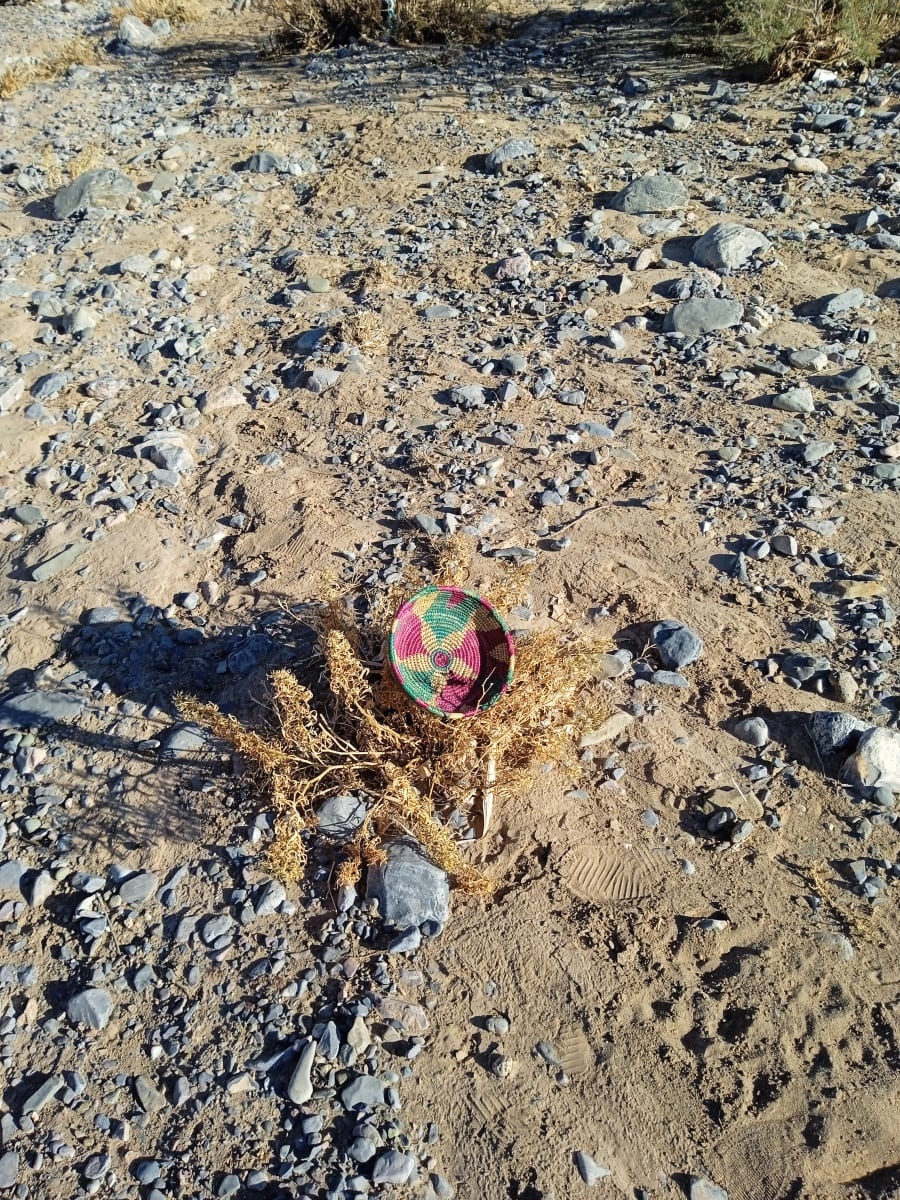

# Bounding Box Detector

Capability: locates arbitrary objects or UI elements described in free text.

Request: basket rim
[388,585,515,718]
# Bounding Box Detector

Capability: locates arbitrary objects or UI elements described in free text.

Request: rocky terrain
[1,1,900,1198]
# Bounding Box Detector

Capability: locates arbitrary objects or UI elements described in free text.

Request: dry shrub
[337,311,388,355]
[268,0,491,51]
[179,535,609,899]
[111,0,208,25]
[0,37,97,98]
[669,0,899,72]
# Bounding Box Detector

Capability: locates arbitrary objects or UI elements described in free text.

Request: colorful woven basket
[389,586,515,718]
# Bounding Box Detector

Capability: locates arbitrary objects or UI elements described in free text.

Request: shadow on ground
[0,599,319,852]
[97,0,721,108]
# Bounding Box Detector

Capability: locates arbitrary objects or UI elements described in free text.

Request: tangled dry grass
[669,0,899,74]
[267,0,492,51]
[0,37,97,98]
[111,0,208,25]
[179,537,609,898]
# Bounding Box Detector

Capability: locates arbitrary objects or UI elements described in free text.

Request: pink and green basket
[389,586,515,718]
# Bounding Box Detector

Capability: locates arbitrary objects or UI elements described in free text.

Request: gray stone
[424,305,460,319]
[772,388,814,415]
[485,138,536,172]
[809,711,870,757]
[770,534,798,556]
[53,169,137,219]
[650,670,689,687]
[21,1074,63,1116]
[819,288,865,315]
[828,364,872,392]
[349,1137,377,1164]
[67,988,114,1031]
[414,513,441,536]
[0,690,85,728]
[22,870,54,906]
[62,305,98,336]
[304,275,330,293]
[118,870,158,906]
[0,860,25,898]
[842,728,900,794]
[782,653,830,683]
[217,1177,240,1198]
[663,297,743,336]
[611,172,688,214]
[305,368,340,394]
[574,1151,611,1185]
[286,1039,315,1105]
[161,724,207,758]
[200,915,234,945]
[366,840,450,931]
[692,223,769,270]
[117,14,159,48]
[246,151,290,174]
[801,440,835,465]
[316,794,366,839]
[874,463,900,482]
[652,620,703,669]
[372,1151,416,1186]
[0,1152,19,1190]
[134,1075,166,1114]
[449,383,487,409]
[30,372,68,400]
[788,347,828,370]
[341,1074,387,1110]
[12,505,44,526]
[0,378,24,413]
[253,878,286,917]
[119,254,155,278]
[30,542,89,582]
[690,1179,727,1200]
[662,112,692,131]
[734,717,769,748]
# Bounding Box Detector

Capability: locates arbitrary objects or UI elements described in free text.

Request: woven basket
[389,586,515,718]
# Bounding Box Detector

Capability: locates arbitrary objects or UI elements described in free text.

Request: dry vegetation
[670,0,900,73]
[267,0,493,51]
[0,36,97,98]
[179,537,610,898]
[111,0,208,24]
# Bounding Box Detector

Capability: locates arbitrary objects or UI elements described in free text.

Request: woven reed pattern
[389,586,515,717]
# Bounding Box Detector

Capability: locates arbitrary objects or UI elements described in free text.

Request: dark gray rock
[808,712,870,757]
[0,861,25,898]
[0,690,85,729]
[366,840,450,932]
[0,1151,19,1190]
[118,870,158,906]
[652,620,704,669]
[316,794,366,839]
[341,1074,387,1110]
[611,172,688,214]
[663,298,744,336]
[67,988,114,1031]
[53,169,137,219]
[819,288,865,315]
[485,138,536,172]
[161,724,207,759]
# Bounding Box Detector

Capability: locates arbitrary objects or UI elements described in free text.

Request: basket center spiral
[389,586,516,718]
